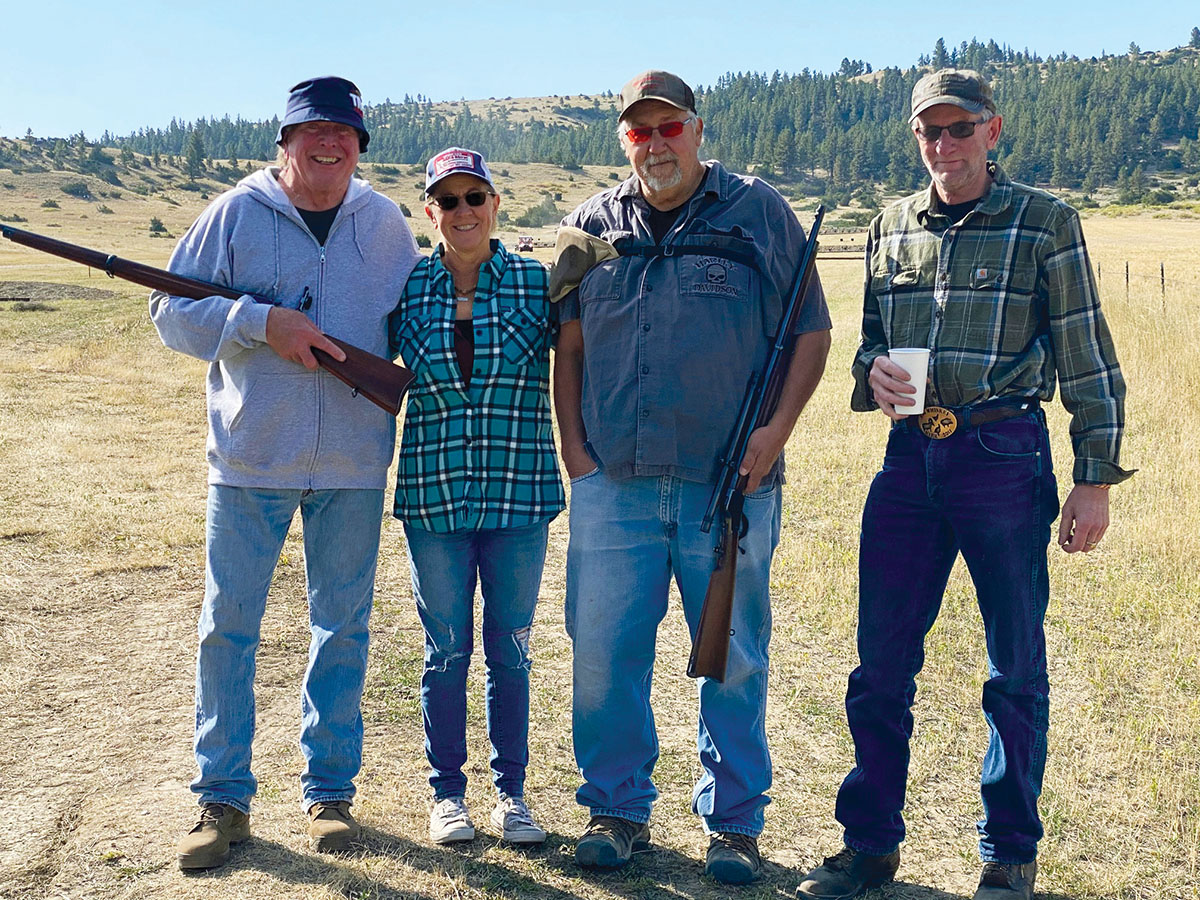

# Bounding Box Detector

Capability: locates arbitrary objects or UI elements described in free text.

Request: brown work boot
[307,800,361,853]
[706,832,762,884]
[973,860,1037,900]
[575,815,651,868]
[796,844,900,898]
[176,803,250,870]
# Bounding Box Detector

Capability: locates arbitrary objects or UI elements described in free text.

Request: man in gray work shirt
[554,69,832,884]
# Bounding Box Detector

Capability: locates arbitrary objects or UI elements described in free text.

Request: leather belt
[911,400,1039,439]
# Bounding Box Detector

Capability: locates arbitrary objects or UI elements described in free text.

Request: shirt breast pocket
[578,256,628,305]
[966,264,1040,339]
[499,305,549,366]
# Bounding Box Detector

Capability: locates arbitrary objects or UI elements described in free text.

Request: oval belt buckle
[918,406,957,439]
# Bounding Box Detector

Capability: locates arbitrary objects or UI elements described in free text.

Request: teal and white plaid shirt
[851,163,1132,485]
[388,241,565,532]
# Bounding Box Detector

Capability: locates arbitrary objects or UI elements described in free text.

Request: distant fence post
[1162,261,1166,310]
[1125,261,1129,300]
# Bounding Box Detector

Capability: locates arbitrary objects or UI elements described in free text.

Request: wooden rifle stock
[0,224,414,415]
[687,206,825,682]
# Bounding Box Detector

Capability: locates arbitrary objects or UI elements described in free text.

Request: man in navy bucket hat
[153,75,419,869]
[277,76,370,152]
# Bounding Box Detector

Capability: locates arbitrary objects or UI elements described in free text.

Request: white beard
[638,151,682,193]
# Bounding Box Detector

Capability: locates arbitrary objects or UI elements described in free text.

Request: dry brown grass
[1,173,1197,899]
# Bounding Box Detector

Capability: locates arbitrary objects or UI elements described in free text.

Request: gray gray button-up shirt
[560,161,831,484]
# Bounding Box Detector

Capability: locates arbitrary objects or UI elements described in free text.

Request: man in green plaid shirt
[799,70,1133,900]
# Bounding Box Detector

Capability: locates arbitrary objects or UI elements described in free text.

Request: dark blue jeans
[836,411,1059,864]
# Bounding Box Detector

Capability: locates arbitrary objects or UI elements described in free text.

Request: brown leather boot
[307,800,361,853]
[177,803,250,870]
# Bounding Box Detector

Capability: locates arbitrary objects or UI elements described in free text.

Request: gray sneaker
[430,796,475,844]
[973,860,1037,900]
[796,845,900,899]
[177,803,250,870]
[490,795,546,844]
[575,815,651,868]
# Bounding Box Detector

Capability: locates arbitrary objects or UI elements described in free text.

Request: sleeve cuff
[1073,458,1137,485]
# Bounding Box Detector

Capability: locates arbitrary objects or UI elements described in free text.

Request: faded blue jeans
[565,470,781,836]
[192,485,383,814]
[403,519,550,800]
[836,411,1059,864]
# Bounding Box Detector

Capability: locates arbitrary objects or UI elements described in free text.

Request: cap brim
[276,108,369,150]
[425,171,495,196]
[620,95,691,119]
[909,96,987,123]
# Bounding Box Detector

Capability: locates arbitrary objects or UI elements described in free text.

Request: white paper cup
[888,348,930,415]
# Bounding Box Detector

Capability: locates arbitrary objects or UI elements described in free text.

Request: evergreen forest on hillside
[8,34,1200,204]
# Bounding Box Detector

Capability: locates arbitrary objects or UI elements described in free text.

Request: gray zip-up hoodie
[150,167,420,490]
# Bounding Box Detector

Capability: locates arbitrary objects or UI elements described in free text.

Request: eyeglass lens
[626,120,689,143]
[915,120,982,141]
[433,190,491,210]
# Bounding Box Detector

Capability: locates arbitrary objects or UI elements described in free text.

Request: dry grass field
[1,160,1198,900]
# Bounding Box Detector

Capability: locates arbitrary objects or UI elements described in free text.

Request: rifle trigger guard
[737,512,749,546]
[103,254,117,278]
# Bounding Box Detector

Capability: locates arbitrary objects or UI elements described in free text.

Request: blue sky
[2,0,1197,139]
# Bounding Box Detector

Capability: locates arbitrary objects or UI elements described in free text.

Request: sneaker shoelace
[435,798,471,824]
[501,798,535,827]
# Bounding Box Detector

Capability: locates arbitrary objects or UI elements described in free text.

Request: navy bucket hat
[276,76,369,152]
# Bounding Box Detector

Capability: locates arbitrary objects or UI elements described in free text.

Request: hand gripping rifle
[0,224,415,415]
[687,205,824,682]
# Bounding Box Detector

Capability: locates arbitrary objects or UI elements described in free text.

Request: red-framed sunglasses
[624,115,696,144]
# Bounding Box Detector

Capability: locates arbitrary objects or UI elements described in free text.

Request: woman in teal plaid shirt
[388,148,565,847]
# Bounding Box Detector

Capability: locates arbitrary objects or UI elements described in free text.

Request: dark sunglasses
[624,115,696,144]
[429,189,494,210]
[914,120,984,142]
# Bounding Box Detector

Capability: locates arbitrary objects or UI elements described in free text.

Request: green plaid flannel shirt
[388,241,565,532]
[851,163,1132,485]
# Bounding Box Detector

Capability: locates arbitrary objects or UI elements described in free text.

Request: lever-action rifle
[687,206,825,682]
[0,224,415,415]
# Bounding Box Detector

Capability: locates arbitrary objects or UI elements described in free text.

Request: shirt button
[641,409,650,418]
[645,283,653,291]
[642,323,651,332]
[641,365,649,375]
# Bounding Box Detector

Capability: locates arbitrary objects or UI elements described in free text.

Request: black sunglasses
[914,120,984,142]
[428,189,494,210]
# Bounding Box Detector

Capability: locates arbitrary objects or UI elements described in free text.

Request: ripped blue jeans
[403,519,550,799]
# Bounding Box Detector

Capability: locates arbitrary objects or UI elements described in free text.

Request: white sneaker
[430,797,475,844]
[490,795,547,844]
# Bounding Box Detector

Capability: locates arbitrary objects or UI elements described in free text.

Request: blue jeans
[192,485,383,814]
[565,470,781,836]
[836,412,1059,864]
[403,519,550,800]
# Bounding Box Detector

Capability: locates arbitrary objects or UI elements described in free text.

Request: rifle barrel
[0,224,414,415]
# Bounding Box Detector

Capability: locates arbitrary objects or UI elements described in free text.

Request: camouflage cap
[910,68,996,122]
[619,70,696,120]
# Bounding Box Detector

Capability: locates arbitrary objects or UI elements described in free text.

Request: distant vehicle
[517,235,534,252]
